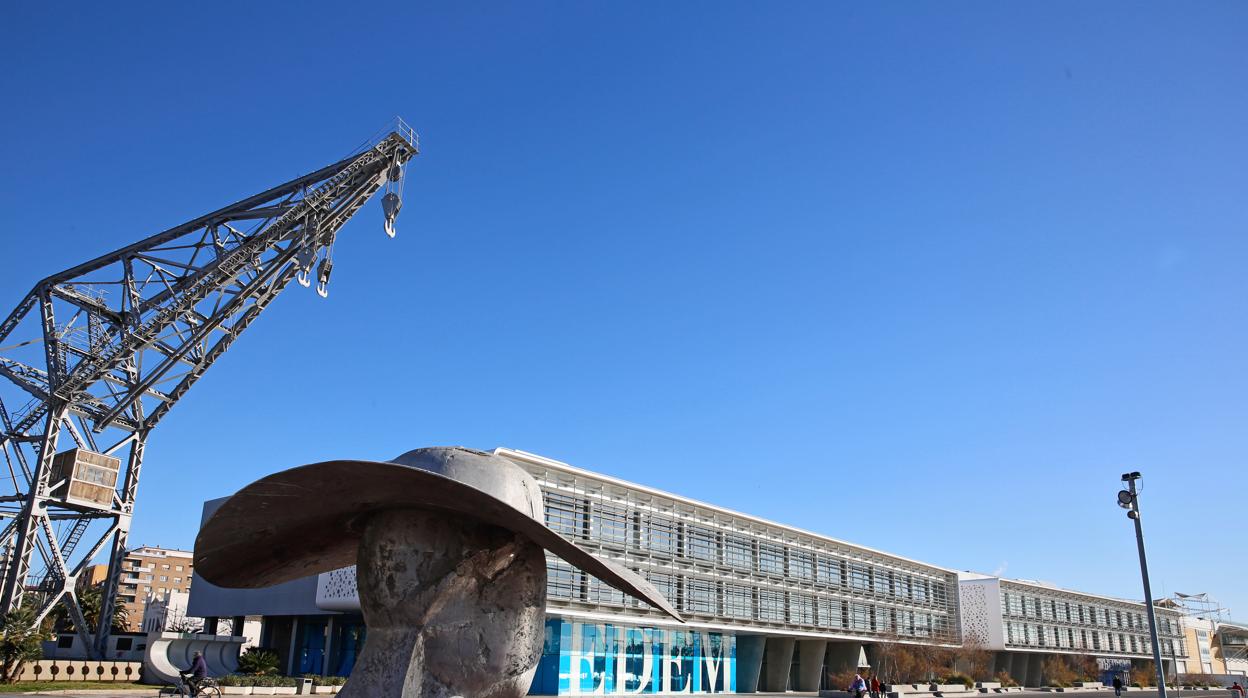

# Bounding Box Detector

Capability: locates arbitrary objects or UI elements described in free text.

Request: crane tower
[0,123,418,657]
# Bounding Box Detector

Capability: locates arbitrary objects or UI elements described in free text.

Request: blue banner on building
[532,619,736,695]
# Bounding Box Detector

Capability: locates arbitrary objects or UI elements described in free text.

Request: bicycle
[160,675,222,697]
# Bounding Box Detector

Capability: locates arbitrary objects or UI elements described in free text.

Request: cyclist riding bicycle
[180,650,208,695]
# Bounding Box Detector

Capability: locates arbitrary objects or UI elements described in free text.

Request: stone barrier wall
[16,658,143,682]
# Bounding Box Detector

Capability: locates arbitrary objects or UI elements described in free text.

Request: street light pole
[1118,472,1168,698]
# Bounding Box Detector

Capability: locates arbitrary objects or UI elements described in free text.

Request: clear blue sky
[2,3,1245,616]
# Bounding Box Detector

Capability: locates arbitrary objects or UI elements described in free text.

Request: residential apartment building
[87,545,194,632]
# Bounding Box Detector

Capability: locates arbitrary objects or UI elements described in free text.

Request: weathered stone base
[338,509,547,698]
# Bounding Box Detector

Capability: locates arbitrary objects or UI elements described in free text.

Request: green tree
[50,583,130,634]
[0,608,49,683]
[237,647,281,676]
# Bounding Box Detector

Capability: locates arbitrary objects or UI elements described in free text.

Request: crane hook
[316,257,333,298]
[295,244,316,288]
[381,192,402,238]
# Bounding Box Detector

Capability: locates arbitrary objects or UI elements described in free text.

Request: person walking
[1229,681,1244,698]
[871,675,881,698]
[1112,674,1123,697]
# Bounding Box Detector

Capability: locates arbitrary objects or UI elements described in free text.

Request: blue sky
[2,3,1245,616]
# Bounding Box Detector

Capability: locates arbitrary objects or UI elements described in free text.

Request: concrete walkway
[10,690,160,697]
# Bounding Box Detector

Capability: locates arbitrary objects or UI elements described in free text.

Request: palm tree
[50,583,130,634]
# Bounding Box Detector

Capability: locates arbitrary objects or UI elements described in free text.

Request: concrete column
[736,636,766,694]
[763,637,796,692]
[797,640,828,691]
[1025,654,1045,688]
[826,640,867,674]
[993,652,1011,677]
[1008,653,1029,685]
[323,616,336,677]
[286,616,300,676]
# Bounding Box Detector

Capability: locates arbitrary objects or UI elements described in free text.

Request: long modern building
[186,447,1190,694]
[959,574,1186,685]
[190,447,962,694]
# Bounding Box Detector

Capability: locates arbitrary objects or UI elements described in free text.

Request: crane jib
[0,123,418,658]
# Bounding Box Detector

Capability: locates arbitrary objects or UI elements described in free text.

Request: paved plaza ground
[6,691,1244,698]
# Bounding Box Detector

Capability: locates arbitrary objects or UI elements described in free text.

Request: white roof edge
[495,447,960,576]
[982,574,1181,611]
[128,545,194,557]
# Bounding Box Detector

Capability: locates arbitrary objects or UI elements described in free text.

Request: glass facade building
[498,448,963,694]
[998,579,1185,659]
[959,574,1188,687]
[507,448,962,646]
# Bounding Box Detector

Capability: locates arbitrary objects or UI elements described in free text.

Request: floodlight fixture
[1117,490,1134,508]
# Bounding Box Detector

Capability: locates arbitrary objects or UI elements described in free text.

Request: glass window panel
[876,607,893,633]
[724,536,754,570]
[685,525,716,562]
[913,612,932,637]
[897,574,912,601]
[587,573,625,606]
[790,551,814,580]
[818,556,843,587]
[912,578,929,602]
[818,598,844,628]
[790,593,816,625]
[646,572,679,604]
[684,578,717,615]
[849,563,871,591]
[851,602,871,630]
[544,491,586,537]
[759,590,786,622]
[547,559,581,600]
[642,514,679,555]
[758,543,785,575]
[591,502,630,545]
[724,584,754,619]
[874,569,891,596]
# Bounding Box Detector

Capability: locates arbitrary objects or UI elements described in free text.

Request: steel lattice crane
[0,123,418,657]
